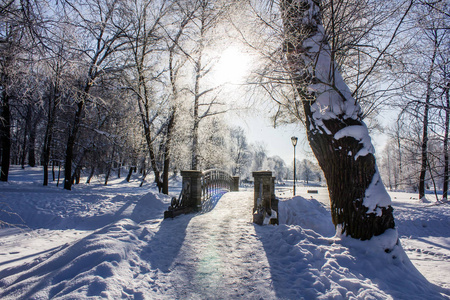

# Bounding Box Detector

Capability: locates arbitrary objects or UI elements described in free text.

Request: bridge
[164,169,239,219]
[164,169,278,225]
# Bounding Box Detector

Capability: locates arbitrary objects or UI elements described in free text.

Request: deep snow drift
[0,166,449,299]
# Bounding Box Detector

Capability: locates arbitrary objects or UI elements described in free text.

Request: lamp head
[291,136,298,147]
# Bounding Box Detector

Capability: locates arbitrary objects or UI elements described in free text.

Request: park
[0,0,449,298]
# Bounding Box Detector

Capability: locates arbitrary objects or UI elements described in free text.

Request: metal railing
[164,169,235,219]
[201,169,233,202]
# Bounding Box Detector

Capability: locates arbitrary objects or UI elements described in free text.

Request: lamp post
[291,136,298,196]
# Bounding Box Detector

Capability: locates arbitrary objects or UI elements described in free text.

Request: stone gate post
[180,170,203,211]
[231,176,240,191]
[252,171,275,225]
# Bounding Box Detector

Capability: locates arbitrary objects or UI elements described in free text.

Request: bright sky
[228,109,310,165]
[212,47,307,165]
[213,46,251,85]
[213,44,389,167]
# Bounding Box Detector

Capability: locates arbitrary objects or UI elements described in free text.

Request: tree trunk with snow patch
[280,0,395,240]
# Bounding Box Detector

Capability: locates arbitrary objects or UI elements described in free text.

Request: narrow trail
[156,191,276,299]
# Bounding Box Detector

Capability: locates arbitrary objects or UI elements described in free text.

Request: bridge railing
[202,169,233,202]
[164,169,239,219]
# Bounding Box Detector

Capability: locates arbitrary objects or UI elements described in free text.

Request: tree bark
[280,0,395,240]
[28,116,37,167]
[126,166,133,182]
[43,92,57,186]
[20,108,29,169]
[64,95,86,190]
[191,56,202,171]
[0,90,11,182]
[443,78,449,200]
[418,33,438,200]
[162,111,175,194]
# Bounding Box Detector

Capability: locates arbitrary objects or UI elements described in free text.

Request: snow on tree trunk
[280,0,395,240]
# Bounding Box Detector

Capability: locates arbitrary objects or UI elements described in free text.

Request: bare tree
[229,126,252,176]
[183,0,232,170]
[160,0,196,193]
[0,1,34,181]
[418,28,441,200]
[396,1,449,200]
[60,0,129,190]
[279,0,397,240]
[122,0,170,192]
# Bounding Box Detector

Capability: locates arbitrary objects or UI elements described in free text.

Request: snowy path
[1,168,449,299]
[145,191,276,299]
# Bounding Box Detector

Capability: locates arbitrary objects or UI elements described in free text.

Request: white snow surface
[0,167,449,299]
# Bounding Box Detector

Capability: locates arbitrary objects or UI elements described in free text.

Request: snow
[0,166,449,299]
[363,169,393,213]
[334,125,375,160]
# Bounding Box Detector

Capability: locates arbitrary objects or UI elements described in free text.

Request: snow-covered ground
[0,166,449,299]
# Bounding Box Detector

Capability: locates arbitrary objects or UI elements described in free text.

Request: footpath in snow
[0,167,449,299]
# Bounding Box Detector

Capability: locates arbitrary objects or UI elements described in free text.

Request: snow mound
[256,223,447,299]
[0,219,143,299]
[130,193,168,223]
[278,196,335,236]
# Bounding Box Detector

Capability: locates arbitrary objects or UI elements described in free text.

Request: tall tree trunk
[191,19,206,171]
[104,146,115,185]
[43,94,56,186]
[135,62,162,191]
[280,0,395,240]
[126,166,133,182]
[162,110,175,194]
[86,166,95,184]
[28,117,37,167]
[395,121,402,190]
[64,90,87,190]
[0,90,11,181]
[419,35,438,200]
[443,78,449,200]
[20,110,29,169]
[191,56,202,171]
[191,117,199,170]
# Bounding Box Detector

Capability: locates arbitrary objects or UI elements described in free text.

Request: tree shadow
[126,191,194,273]
[415,237,450,252]
[136,191,227,273]
[139,213,194,273]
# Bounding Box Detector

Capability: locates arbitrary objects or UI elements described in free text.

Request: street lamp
[291,136,298,196]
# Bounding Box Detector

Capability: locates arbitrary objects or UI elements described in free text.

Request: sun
[214,46,251,86]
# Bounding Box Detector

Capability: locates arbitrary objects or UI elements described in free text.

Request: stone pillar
[231,176,240,191]
[271,176,279,225]
[180,170,203,211]
[252,171,273,225]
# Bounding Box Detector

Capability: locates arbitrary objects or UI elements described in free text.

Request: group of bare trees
[379,1,449,201]
[1,0,448,240]
[0,0,247,192]
[242,0,448,239]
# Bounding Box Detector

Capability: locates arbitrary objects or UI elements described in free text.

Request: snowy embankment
[0,167,449,299]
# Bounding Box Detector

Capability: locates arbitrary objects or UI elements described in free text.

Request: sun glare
[214,46,251,85]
